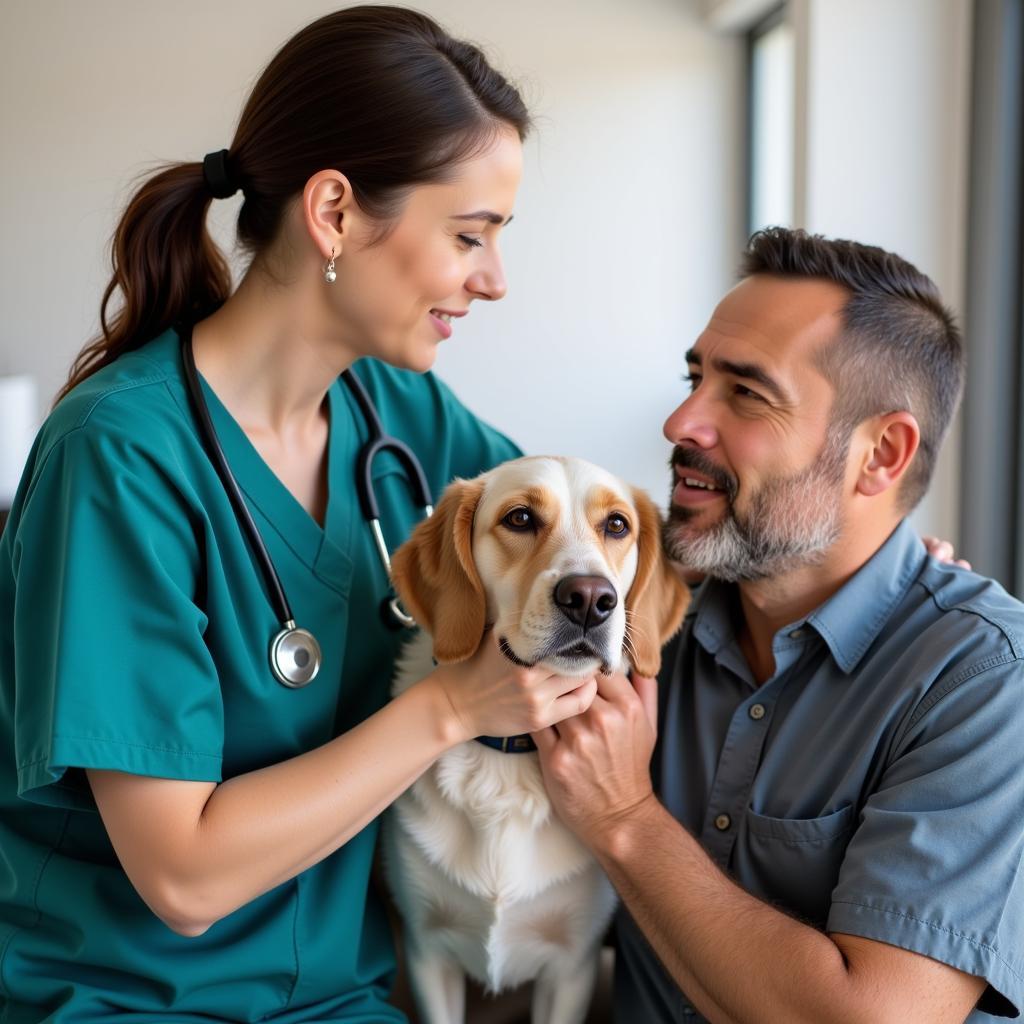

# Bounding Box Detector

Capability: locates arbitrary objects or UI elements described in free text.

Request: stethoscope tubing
[340,370,434,522]
[181,325,295,628]
[339,370,433,628]
[179,322,433,683]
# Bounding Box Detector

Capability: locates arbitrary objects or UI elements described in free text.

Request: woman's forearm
[88,674,464,934]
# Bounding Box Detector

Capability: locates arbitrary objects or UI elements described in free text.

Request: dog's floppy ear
[624,487,691,678]
[390,478,487,664]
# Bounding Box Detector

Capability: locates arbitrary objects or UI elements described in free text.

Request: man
[534,228,1024,1023]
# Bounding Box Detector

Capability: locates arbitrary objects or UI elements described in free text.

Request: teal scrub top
[0,327,521,1023]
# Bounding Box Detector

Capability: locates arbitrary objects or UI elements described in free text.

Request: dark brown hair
[742,227,964,511]
[57,6,531,404]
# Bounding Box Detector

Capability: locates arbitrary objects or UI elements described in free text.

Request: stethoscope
[180,324,433,689]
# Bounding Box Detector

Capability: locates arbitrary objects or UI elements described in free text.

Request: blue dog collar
[474,734,538,753]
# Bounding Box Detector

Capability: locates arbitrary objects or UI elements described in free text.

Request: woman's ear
[301,169,356,262]
[624,487,691,678]
[390,478,486,663]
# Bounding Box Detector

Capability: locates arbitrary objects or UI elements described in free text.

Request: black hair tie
[203,149,238,199]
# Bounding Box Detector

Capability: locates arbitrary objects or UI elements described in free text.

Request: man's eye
[735,385,765,401]
[502,507,534,531]
[606,514,629,537]
[683,372,701,391]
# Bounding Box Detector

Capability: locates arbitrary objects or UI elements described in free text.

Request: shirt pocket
[735,804,857,927]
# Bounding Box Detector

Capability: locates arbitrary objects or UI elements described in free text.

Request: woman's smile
[427,307,467,339]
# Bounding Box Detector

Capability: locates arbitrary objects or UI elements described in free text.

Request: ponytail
[56,162,234,405]
[58,6,530,406]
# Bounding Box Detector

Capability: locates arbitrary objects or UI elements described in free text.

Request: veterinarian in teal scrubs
[0,8,598,1022]
[0,332,517,1022]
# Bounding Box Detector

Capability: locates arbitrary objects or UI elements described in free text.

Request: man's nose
[663,393,718,449]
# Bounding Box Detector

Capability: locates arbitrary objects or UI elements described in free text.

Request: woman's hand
[426,631,598,743]
[92,633,592,936]
[922,535,971,569]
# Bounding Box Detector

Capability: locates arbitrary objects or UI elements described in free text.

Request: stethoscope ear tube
[368,517,424,629]
[381,596,417,630]
[341,370,433,520]
[341,370,433,629]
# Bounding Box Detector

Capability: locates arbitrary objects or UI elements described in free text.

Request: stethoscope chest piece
[269,622,322,688]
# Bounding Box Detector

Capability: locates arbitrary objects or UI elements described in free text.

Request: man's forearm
[535,676,984,1023]
[595,798,865,1024]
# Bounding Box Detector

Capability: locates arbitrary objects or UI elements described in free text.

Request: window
[747,5,795,235]
[960,0,1024,592]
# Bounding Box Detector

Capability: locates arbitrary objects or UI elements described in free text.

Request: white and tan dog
[385,456,689,1024]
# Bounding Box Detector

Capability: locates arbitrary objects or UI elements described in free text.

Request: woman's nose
[466,249,507,301]
[663,394,718,450]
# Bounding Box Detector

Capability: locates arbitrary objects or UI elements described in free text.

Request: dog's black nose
[554,575,618,630]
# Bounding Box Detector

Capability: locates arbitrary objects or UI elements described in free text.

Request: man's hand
[533,672,660,849]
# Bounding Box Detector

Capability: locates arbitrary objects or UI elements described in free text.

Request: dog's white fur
[384,456,688,1024]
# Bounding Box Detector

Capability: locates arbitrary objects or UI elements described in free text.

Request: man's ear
[390,478,486,663]
[855,412,920,498]
[624,488,691,678]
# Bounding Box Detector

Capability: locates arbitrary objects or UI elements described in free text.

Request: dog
[384,455,689,1024]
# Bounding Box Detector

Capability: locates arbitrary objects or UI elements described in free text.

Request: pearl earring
[324,248,337,284]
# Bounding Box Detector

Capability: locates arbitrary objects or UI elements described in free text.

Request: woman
[0,8,598,1022]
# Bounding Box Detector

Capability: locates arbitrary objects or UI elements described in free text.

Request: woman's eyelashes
[457,234,483,250]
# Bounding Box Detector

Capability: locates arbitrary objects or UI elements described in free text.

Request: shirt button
[683,1009,697,1017]
[714,813,732,831]
[749,703,766,720]
[789,628,804,639]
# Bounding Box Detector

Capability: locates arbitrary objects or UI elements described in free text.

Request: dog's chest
[390,634,595,903]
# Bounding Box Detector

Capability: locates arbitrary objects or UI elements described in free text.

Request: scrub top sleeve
[827,659,1024,1017]
[11,419,224,811]
[426,373,523,480]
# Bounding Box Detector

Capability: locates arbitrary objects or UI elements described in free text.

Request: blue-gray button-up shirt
[614,520,1024,1022]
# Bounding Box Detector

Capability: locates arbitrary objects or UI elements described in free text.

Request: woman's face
[331,126,523,372]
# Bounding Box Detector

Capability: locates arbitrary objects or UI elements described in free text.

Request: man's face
[661,275,853,582]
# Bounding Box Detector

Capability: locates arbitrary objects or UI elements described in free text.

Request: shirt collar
[690,519,927,675]
[689,578,738,657]
[805,519,926,672]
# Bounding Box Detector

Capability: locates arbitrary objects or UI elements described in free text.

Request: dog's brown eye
[503,507,534,531]
[606,514,629,536]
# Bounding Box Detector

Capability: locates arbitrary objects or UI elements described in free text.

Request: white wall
[0,0,974,541]
[792,0,972,543]
[0,0,743,510]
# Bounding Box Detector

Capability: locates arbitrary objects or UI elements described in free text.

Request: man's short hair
[741,227,964,512]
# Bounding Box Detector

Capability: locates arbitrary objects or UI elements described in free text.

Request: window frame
[745,3,793,238]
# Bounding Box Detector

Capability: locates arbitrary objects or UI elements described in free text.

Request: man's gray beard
[663,430,849,583]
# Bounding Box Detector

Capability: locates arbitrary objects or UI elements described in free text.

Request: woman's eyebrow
[451,211,514,226]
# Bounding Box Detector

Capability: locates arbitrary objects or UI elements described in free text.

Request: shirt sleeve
[10,410,223,810]
[827,658,1024,1017]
